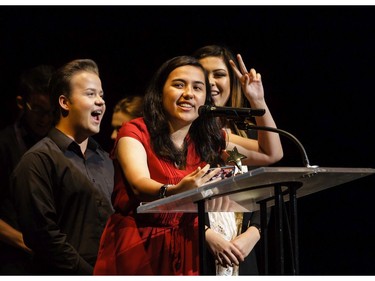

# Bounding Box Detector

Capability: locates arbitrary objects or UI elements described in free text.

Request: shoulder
[11,138,57,181]
[122,117,145,130]
[30,136,57,151]
[119,117,148,139]
[20,137,59,163]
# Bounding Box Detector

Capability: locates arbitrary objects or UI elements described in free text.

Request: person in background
[194,44,283,275]
[110,95,144,141]
[11,59,114,275]
[0,64,55,274]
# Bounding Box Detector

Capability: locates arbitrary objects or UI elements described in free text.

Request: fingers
[230,54,249,76]
[217,252,232,267]
[217,250,240,268]
[204,168,221,184]
[230,54,261,83]
[221,196,230,211]
[192,163,210,177]
[236,54,249,75]
[202,166,221,180]
[207,196,233,211]
[229,59,242,79]
[206,196,216,211]
[191,164,221,188]
[181,164,223,192]
[249,68,261,82]
[215,240,242,267]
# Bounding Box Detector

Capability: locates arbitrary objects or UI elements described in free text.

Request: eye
[193,82,205,92]
[214,71,227,78]
[173,82,184,89]
[194,85,204,91]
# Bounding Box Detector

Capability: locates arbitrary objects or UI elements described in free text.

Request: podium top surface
[137,166,375,213]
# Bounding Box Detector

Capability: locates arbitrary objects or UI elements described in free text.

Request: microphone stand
[234,121,318,168]
[234,119,317,275]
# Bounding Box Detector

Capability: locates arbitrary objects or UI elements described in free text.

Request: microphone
[198,105,266,119]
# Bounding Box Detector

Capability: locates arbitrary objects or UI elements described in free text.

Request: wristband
[159,184,170,199]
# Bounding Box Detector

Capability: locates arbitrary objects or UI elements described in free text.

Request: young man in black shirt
[11,59,114,275]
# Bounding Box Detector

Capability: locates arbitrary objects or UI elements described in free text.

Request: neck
[169,125,190,150]
[77,139,89,155]
[55,123,89,155]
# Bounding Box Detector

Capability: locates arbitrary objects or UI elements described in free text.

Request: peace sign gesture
[229,54,265,103]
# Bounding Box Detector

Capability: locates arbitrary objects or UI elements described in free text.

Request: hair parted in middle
[143,55,226,168]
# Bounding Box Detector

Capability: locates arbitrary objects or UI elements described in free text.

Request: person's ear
[59,95,70,111]
[16,96,24,110]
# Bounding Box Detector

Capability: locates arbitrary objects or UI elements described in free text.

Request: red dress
[94,118,202,275]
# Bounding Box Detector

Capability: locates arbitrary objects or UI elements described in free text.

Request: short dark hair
[49,59,99,125]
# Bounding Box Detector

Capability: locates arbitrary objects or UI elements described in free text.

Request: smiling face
[198,56,231,107]
[60,71,105,141]
[162,65,207,129]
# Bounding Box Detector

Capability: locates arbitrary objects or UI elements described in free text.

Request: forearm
[0,219,32,254]
[251,101,283,163]
[231,226,261,258]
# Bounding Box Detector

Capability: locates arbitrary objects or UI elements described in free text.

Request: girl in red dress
[94,56,225,275]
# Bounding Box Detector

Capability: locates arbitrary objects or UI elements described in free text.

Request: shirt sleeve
[120,118,144,141]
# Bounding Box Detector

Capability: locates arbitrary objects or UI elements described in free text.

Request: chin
[212,97,223,106]
[88,126,101,135]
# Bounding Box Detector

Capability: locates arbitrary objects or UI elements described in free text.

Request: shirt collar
[48,127,102,156]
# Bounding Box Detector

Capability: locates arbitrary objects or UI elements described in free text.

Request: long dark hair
[194,44,253,138]
[193,44,244,108]
[143,55,225,168]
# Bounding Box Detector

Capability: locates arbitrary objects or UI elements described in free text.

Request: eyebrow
[171,78,205,84]
[194,81,205,86]
[87,88,104,96]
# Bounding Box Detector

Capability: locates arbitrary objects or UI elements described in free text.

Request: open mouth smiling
[91,110,103,122]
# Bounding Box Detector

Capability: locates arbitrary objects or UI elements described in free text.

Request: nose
[182,85,194,99]
[208,74,215,87]
[96,94,105,105]
[111,130,117,141]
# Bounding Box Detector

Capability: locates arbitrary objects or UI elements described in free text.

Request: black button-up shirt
[11,127,114,275]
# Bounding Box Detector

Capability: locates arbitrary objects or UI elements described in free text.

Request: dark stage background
[1,5,374,275]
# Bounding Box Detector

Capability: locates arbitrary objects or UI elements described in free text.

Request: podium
[137,166,375,275]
